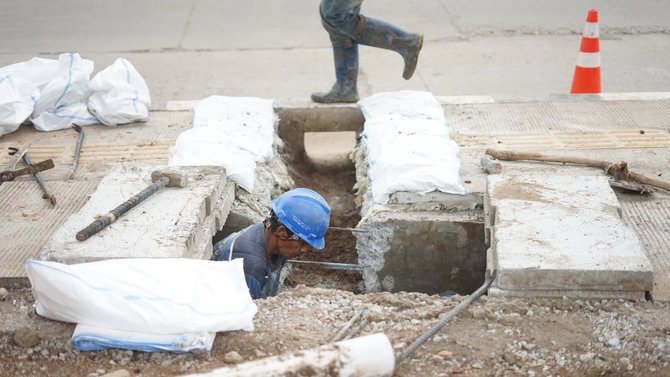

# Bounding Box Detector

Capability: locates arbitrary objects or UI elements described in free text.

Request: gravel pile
[1,286,669,376]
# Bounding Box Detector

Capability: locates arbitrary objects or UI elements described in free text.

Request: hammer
[76,170,188,241]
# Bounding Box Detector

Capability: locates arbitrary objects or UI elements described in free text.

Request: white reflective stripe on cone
[583,22,599,38]
[576,52,601,68]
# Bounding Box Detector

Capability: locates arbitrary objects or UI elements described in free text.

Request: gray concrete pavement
[1,1,669,107]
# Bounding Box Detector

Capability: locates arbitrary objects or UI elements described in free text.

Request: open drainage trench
[214,131,487,296]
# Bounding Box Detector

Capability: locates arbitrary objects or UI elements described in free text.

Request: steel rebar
[397,270,497,363]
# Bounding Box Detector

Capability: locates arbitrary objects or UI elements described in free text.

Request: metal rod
[0,159,55,183]
[286,260,368,271]
[68,124,84,180]
[397,270,497,363]
[21,153,56,206]
[331,308,366,343]
[76,176,169,241]
[328,226,369,233]
[6,144,30,170]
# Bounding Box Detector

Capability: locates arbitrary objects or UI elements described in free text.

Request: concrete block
[487,175,653,296]
[40,165,232,264]
[487,174,622,218]
[357,210,486,295]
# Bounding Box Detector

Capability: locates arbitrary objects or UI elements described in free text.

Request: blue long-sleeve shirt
[212,224,285,299]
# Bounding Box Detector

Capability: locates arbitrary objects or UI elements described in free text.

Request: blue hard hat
[271,188,331,250]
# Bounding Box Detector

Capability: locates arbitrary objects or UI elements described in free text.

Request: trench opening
[284,131,363,292]
[212,127,487,296]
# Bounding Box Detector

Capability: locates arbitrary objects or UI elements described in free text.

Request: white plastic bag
[0,57,60,136]
[25,258,257,334]
[71,324,216,352]
[0,75,35,136]
[88,57,151,126]
[0,57,59,91]
[31,53,99,131]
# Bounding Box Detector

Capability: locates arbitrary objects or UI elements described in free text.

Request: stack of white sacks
[26,258,257,352]
[0,53,151,136]
[168,95,277,192]
[358,91,467,206]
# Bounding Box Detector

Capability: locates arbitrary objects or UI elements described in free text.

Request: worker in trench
[211,188,331,299]
[312,0,424,104]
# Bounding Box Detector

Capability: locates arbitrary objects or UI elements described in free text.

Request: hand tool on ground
[486,148,670,193]
[480,155,502,174]
[5,144,31,170]
[75,170,188,241]
[286,260,368,271]
[8,147,57,206]
[0,159,55,184]
[68,124,85,180]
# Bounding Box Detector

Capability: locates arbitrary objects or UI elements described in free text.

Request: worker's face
[275,225,312,258]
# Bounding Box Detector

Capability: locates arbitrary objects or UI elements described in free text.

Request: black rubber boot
[311,45,360,103]
[357,16,423,80]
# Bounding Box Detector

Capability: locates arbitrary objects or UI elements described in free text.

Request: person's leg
[312,0,363,103]
[319,0,363,41]
[356,15,423,80]
[311,43,359,103]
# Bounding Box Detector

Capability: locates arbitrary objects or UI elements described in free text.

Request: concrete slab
[0,180,99,287]
[356,210,486,295]
[486,175,653,298]
[40,165,233,264]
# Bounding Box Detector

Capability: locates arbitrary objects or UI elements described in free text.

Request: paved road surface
[1,0,669,107]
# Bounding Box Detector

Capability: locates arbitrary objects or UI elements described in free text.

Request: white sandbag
[358,91,467,204]
[32,102,99,132]
[0,57,59,91]
[71,324,215,353]
[168,127,257,192]
[169,96,277,192]
[192,96,276,162]
[362,119,450,163]
[358,90,445,123]
[88,57,151,126]
[367,137,467,203]
[0,75,35,136]
[0,57,59,136]
[25,258,257,334]
[31,53,99,131]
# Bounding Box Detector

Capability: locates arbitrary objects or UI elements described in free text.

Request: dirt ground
[284,154,363,294]
[2,286,669,377]
[1,147,669,377]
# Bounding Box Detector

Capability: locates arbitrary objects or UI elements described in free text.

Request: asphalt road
[1,0,669,107]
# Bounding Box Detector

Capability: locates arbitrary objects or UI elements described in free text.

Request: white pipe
[181,333,395,377]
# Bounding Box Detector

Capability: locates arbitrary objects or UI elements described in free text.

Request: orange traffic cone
[570,9,601,93]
